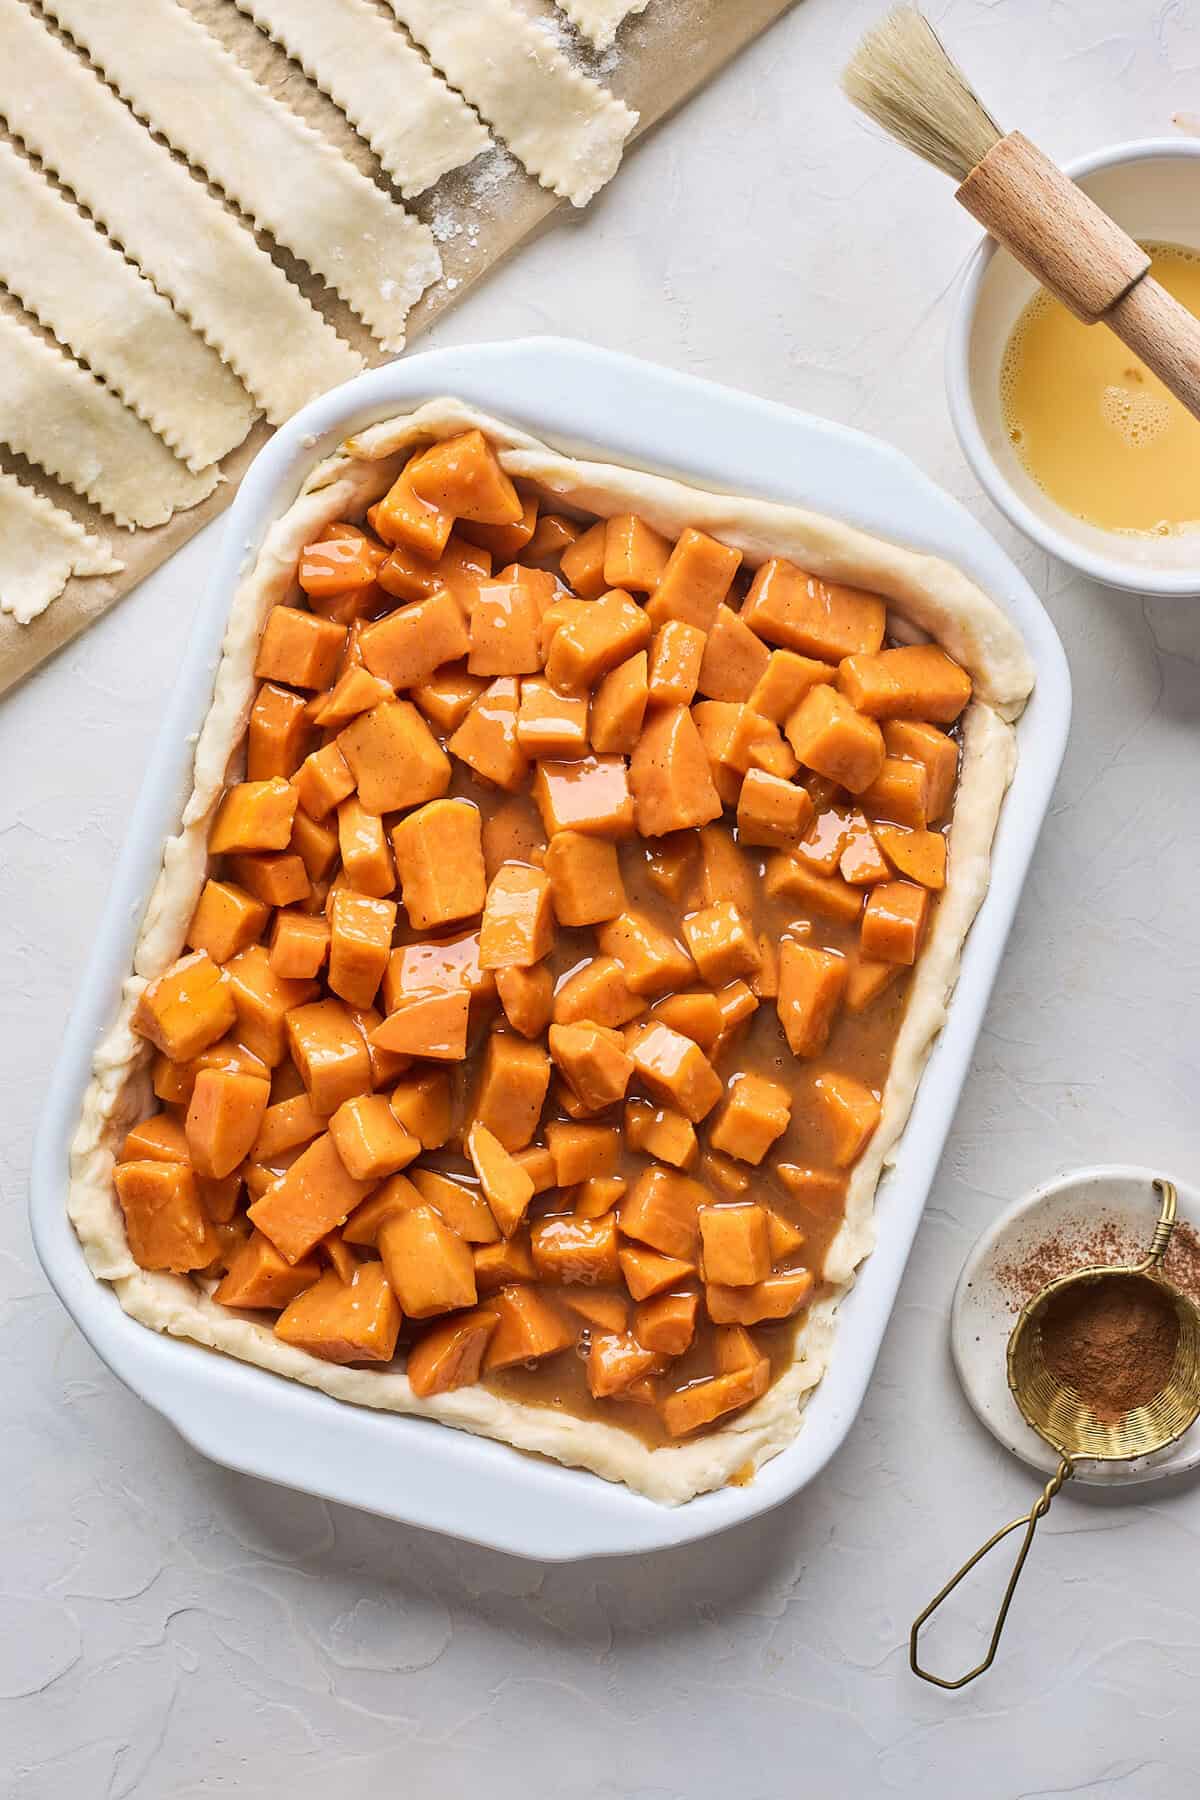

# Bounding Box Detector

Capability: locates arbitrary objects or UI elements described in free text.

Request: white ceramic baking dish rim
[31,339,1070,1561]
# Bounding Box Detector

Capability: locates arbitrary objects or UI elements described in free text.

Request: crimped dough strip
[557,0,651,53]
[0,140,256,474]
[0,0,360,423]
[41,0,441,351]
[0,470,122,625]
[232,0,490,199]
[68,400,1032,1504]
[382,0,637,206]
[0,304,219,529]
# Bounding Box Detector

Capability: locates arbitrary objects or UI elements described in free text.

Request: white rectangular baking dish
[31,340,1070,1559]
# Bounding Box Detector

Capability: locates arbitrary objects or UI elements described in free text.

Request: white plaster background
[4,1,1200,1792]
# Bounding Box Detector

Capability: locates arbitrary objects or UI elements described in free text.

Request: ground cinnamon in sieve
[1038,1274,1179,1424]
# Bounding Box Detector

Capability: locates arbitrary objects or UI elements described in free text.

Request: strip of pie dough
[231,0,490,199]
[0,306,219,530]
[68,399,1034,1504]
[556,0,651,53]
[380,0,637,206]
[0,0,361,423]
[0,141,256,474]
[0,471,122,625]
[41,0,441,350]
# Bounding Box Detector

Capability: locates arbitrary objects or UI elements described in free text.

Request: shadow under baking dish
[30,340,1070,1560]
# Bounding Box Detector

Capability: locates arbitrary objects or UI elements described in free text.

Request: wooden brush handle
[957,130,1200,425]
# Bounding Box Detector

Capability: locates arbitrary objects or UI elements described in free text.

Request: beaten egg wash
[1001,243,1200,536]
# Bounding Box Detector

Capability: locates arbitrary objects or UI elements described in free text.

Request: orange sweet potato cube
[626,1022,722,1122]
[407,1310,498,1397]
[564,1290,628,1333]
[692,700,772,800]
[460,488,539,560]
[372,990,470,1062]
[635,1289,699,1357]
[479,863,554,969]
[431,534,494,611]
[328,1093,417,1181]
[338,700,451,815]
[337,798,394,898]
[590,651,648,755]
[618,1243,696,1300]
[511,1146,554,1195]
[214,1230,321,1311]
[413,663,486,733]
[389,1070,452,1149]
[839,644,972,724]
[482,1283,573,1369]
[736,766,811,849]
[341,1174,422,1246]
[774,1163,847,1213]
[269,910,330,981]
[603,514,671,593]
[785,684,885,794]
[406,429,522,525]
[859,755,929,829]
[120,1111,189,1164]
[876,825,947,889]
[447,677,528,791]
[394,1173,492,1248]
[545,588,651,693]
[293,741,356,821]
[495,962,554,1038]
[113,1160,219,1272]
[587,1331,659,1398]
[543,832,625,929]
[382,930,491,1010]
[646,527,740,630]
[777,941,847,1057]
[839,813,891,886]
[628,705,722,837]
[473,1236,537,1292]
[133,951,236,1063]
[390,798,485,933]
[289,810,340,887]
[681,902,759,986]
[619,1166,706,1260]
[552,956,645,1029]
[327,891,395,1014]
[709,1073,791,1166]
[549,1022,633,1113]
[815,1071,882,1167]
[248,682,313,782]
[526,511,578,564]
[643,832,698,905]
[647,620,706,707]
[247,1131,375,1263]
[661,1358,769,1436]
[845,956,902,1014]
[532,755,635,840]
[693,822,754,912]
[546,1119,620,1185]
[298,527,385,599]
[360,590,470,691]
[532,1214,621,1285]
[700,1148,751,1196]
[572,1175,627,1219]
[373,537,444,605]
[274,1263,402,1363]
[379,1204,477,1317]
[286,997,372,1111]
[596,911,695,997]
[883,720,957,821]
[185,1067,270,1180]
[311,665,394,731]
[209,777,297,857]
[466,1121,535,1237]
[706,1269,815,1325]
[251,1091,328,1162]
[559,520,608,599]
[695,604,770,704]
[742,561,886,661]
[152,1035,268,1109]
[187,879,270,965]
[370,469,453,560]
[747,649,835,723]
[254,606,346,690]
[698,1202,771,1285]
[861,880,929,965]
[624,1098,697,1168]
[515,677,589,760]
[468,566,551,677]
[225,851,309,911]
[764,852,864,925]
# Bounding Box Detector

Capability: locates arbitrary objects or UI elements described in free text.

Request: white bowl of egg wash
[947,138,1200,596]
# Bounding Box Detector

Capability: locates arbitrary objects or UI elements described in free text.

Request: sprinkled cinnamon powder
[1038,1274,1178,1424]
[996,1215,1200,1312]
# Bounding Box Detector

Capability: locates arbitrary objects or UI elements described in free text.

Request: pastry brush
[842,5,1200,424]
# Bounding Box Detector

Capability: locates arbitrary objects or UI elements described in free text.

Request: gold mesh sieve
[911,1179,1200,1689]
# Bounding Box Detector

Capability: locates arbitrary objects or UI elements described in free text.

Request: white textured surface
[4,0,1200,1789]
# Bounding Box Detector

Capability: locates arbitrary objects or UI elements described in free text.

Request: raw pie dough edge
[0,470,123,625]
[68,400,1029,1507]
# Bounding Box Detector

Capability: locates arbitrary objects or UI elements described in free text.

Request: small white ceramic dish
[947,139,1200,596]
[31,340,1070,1559]
[951,1164,1200,1486]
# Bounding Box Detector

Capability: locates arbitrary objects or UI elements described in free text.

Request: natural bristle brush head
[842,5,1003,183]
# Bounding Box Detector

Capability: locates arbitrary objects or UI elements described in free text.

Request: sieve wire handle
[910,1456,1073,1689]
[1137,1179,1178,1272]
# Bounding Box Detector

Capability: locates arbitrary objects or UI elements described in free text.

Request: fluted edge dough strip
[232,0,490,200]
[0,0,361,423]
[0,470,122,625]
[381,0,637,207]
[556,0,651,54]
[0,307,219,529]
[68,398,1031,1505]
[41,0,441,350]
[0,141,257,474]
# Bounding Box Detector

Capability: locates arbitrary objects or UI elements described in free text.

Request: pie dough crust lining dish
[68,400,1032,1506]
